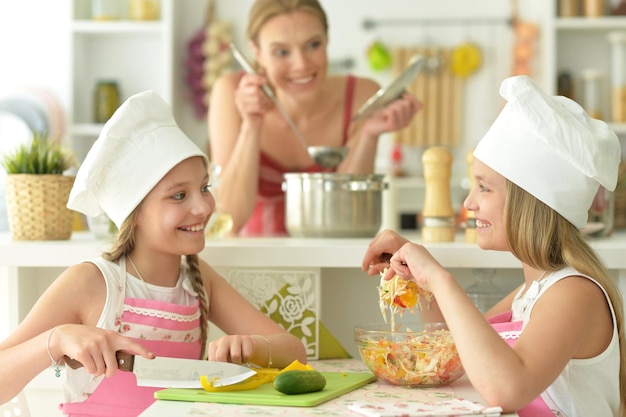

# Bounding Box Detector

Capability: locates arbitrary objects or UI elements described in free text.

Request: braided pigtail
[186,254,209,359]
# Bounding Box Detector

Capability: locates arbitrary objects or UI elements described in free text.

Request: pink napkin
[348,399,502,417]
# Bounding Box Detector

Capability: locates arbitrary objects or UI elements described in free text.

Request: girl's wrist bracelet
[253,335,272,368]
[46,327,62,377]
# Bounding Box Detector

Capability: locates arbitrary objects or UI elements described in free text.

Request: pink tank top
[239,75,356,236]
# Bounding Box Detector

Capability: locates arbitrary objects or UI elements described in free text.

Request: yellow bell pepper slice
[279,359,314,372]
[199,360,315,392]
[200,372,274,392]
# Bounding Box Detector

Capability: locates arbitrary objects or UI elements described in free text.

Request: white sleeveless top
[63,257,200,403]
[511,267,620,417]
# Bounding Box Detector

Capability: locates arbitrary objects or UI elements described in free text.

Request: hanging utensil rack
[362,17,512,30]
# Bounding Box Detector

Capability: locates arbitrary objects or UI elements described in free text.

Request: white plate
[0,111,33,157]
[2,85,66,139]
[0,96,48,136]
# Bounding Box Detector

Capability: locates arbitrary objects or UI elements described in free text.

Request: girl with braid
[0,91,306,416]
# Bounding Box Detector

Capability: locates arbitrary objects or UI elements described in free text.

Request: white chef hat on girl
[67,90,208,228]
[474,75,620,229]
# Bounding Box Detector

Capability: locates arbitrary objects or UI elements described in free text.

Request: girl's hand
[54,324,154,378]
[234,72,273,123]
[207,335,257,365]
[384,242,447,293]
[362,93,422,137]
[362,229,410,276]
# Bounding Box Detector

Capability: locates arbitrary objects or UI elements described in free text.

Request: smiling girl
[362,76,625,416]
[0,91,306,416]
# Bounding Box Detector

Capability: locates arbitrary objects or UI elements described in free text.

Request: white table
[139,359,518,417]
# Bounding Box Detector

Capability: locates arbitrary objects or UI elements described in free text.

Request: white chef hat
[67,90,208,228]
[474,75,620,229]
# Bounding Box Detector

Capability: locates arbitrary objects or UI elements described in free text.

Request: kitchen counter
[139,359,518,417]
[2,230,626,269]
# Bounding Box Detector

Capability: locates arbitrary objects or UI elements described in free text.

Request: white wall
[0,1,71,104]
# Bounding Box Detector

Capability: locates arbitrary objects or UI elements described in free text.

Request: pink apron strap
[489,310,563,417]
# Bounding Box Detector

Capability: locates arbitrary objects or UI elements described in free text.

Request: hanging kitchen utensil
[352,54,425,121]
[450,42,482,78]
[228,43,347,169]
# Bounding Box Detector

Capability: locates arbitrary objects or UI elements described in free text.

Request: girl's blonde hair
[505,181,625,416]
[103,210,210,359]
[246,0,328,45]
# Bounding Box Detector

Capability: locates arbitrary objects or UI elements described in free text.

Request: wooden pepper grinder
[465,150,477,243]
[421,146,456,242]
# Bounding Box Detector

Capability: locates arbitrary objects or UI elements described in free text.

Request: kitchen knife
[63,352,257,388]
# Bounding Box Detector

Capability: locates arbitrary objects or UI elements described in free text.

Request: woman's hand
[362,229,411,276]
[54,324,154,378]
[207,335,258,365]
[362,93,422,137]
[234,72,273,123]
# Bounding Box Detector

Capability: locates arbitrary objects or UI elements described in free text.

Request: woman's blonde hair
[103,210,210,359]
[505,181,625,416]
[246,0,328,45]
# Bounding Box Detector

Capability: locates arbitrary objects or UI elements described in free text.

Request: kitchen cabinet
[68,0,177,162]
[547,1,626,138]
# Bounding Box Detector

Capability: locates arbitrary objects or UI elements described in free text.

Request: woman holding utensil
[0,91,306,416]
[208,0,421,236]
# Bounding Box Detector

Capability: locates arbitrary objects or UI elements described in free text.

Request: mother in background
[208,0,420,236]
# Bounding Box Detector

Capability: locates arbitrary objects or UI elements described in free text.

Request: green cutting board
[154,371,376,407]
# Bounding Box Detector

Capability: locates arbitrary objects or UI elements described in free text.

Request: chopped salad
[357,327,464,386]
[378,269,432,329]
[360,270,463,386]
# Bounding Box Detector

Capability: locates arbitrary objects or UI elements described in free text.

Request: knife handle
[63,351,135,372]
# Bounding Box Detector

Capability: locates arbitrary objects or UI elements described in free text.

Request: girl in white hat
[0,91,306,416]
[362,76,625,416]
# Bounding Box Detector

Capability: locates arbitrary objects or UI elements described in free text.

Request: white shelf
[611,123,626,135]
[555,16,626,30]
[72,20,165,33]
[71,123,103,136]
[68,0,174,163]
[550,7,626,127]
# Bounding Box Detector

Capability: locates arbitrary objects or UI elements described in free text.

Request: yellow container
[129,0,160,20]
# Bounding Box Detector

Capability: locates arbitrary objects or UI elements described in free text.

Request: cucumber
[273,370,327,395]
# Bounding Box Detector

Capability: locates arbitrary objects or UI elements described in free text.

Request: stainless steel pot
[282,173,387,238]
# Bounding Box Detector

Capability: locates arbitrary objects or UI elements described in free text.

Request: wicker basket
[5,174,75,240]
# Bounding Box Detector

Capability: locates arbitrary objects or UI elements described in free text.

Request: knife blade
[63,352,257,388]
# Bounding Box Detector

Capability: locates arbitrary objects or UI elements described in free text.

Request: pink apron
[489,311,565,417]
[60,258,202,417]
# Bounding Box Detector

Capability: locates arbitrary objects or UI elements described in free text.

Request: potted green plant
[2,133,77,240]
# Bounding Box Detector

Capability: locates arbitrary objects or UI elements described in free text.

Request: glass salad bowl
[354,322,464,387]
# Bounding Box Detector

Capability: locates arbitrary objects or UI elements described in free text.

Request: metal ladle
[228,43,348,169]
